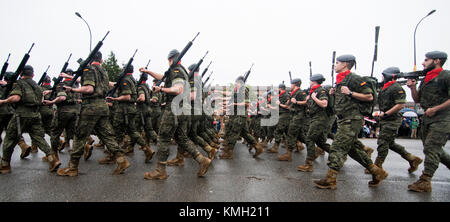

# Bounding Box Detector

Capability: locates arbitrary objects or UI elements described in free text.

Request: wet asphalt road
[0,135,449,202]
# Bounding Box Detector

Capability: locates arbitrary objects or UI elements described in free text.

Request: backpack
[323,87,335,117]
[358,76,378,117]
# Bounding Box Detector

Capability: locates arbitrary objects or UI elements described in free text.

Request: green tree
[102,51,122,82]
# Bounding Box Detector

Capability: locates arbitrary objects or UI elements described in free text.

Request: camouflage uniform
[415,70,450,178]
[149,88,162,137]
[286,88,307,151]
[268,90,290,152]
[136,81,158,144]
[0,85,14,147]
[39,84,53,135]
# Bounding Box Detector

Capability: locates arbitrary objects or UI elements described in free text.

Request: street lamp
[414,9,436,71]
[75,12,92,52]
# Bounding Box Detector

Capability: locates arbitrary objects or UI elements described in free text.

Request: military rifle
[0,53,11,81]
[156,32,200,86]
[106,49,138,98]
[331,51,336,87]
[201,61,212,78]
[2,43,34,99]
[188,51,208,79]
[68,31,110,87]
[289,71,292,83]
[137,59,151,86]
[371,26,380,77]
[49,53,72,100]
[37,65,50,86]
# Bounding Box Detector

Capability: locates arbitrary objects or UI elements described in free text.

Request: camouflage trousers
[327,118,374,171]
[157,109,200,162]
[226,115,257,150]
[274,112,291,144]
[135,110,158,143]
[2,115,53,162]
[376,118,409,161]
[0,114,13,146]
[50,111,77,152]
[420,119,450,177]
[113,112,147,147]
[189,115,209,148]
[306,115,331,159]
[70,114,123,160]
[253,116,264,140]
[286,114,307,151]
[150,108,162,136]
[198,115,213,144]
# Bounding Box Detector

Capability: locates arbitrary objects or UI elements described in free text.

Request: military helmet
[235,75,245,83]
[168,49,180,60]
[23,65,34,76]
[4,71,15,82]
[291,78,301,86]
[140,73,148,81]
[425,51,448,60]
[188,63,199,72]
[279,82,286,89]
[337,54,356,62]
[124,64,134,74]
[93,51,102,61]
[382,67,401,82]
[66,69,74,74]
[310,74,325,84]
[44,75,51,83]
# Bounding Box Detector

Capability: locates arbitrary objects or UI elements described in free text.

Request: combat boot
[313,147,324,160]
[144,162,168,180]
[203,145,218,160]
[365,157,384,174]
[408,172,432,192]
[219,146,233,159]
[364,146,374,159]
[297,158,314,172]
[210,142,220,149]
[0,159,11,174]
[297,141,305,151]
[141,145,155,163]
[277,149,292,162]
[368,164,389,187]
[18,140,31,159]
[98,154,116,165]
[31,144,38,153]
[113,153,130,175]
[125,144,134,155]
[267,143,279,153]
[261,139,268,148]
[403,153,423,173]
[83,144,93,160]
[87,136,95,146]
[56,159,79,177]
[252,143,264,158]
[195,154,212,177]
[166,151,185,166]
[47,154,61,172]
[314,168,338,189]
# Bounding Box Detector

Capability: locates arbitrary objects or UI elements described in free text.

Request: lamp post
[414,10,436,71]
[75,12,92,52]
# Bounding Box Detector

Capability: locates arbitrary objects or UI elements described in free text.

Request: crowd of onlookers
[360,117,420,139]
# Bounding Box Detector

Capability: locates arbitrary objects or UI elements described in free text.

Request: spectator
[411,118,418,139]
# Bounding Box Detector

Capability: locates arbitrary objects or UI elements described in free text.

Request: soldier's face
[335,61,347,73]
[422,58,439,70]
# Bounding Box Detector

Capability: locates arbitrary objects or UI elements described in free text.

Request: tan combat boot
[219,146,233,159]
[364,146,374,159]
[195,154,212,177]
[144,162,168,180]
[368,164,389,187]
[403,153,423,173]
[252,143,264,158]
[141,145,155,163]
[57,159,79,177]
[31,144,38,153]
[18,140,31,159]
[314,168,338,189]
[365,157,384,174]
[261,139,268,148]
[113,154,130,175]
[46,154,61,172]
[277,149,292,162]
[87,136,95,145]
[297,158,314,172]
[83,144,93,160]
[408,172,432,192]
[267,143,279,153]
[0,159,11,174]
[98,154,116,165]
[313,147,324,160]
[166,151,185,166]
[203,145,218,161]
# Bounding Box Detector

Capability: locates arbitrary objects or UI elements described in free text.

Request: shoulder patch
[360,82,366,86]
[321,90,326,94]
[123,82,127,86]
[174,70,179,73]
[398,90,404,94]
[83,69,89,72]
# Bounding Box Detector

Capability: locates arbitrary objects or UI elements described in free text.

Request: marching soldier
[56,52,130,176]
[267,83,290,153]
[407,51,450,192]
[314,55,388,189]
[0,65,60,174]
[278,78,307,161]
[139,49,212,179]
[368,67,422,174]
[32,75,53,153]
[297,74,332,170]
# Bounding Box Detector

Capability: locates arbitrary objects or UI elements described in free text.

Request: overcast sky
[1,0,449,101]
